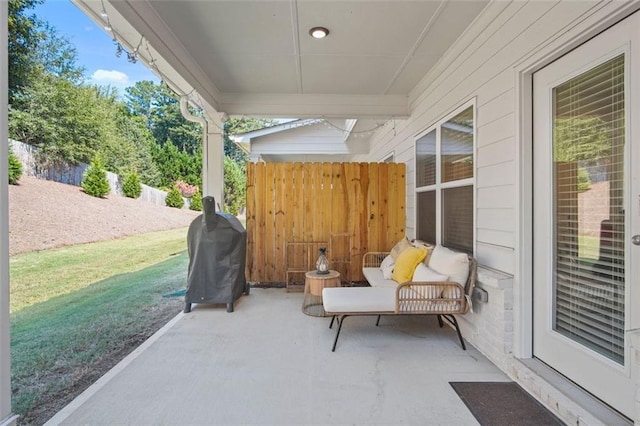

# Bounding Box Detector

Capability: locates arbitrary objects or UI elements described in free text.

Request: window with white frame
[381,152,395,163]
[415,102,475,253]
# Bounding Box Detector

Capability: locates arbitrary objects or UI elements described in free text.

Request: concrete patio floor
[46,288,509,425]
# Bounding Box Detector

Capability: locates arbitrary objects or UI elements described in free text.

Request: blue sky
[34,0,159,94]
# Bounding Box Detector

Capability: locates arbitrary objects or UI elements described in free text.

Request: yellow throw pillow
[389,237,411,260]
[392,246,428,284]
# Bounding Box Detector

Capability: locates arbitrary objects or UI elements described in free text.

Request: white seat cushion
[427,246,469,287]
[323,287,396,313]
[362,267,398,288]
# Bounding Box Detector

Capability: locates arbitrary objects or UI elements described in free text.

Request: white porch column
[202,113,225,210]
[1,2,18,425]
[179,97,225,210]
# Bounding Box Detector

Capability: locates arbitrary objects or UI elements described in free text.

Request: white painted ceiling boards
[76,0,489,119]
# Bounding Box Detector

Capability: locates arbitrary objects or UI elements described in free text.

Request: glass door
[532,12,640,418]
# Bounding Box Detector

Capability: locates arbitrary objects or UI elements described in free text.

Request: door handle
[633,235,640,246]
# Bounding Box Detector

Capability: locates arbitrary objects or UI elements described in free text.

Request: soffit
[83,0,490,117]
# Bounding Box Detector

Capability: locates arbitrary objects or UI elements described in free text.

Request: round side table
[302,270,341,317]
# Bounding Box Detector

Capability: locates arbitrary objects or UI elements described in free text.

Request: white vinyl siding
[354,0,611,273]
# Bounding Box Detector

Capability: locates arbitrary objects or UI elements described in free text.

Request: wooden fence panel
[246,162,406,283]
[273,163,286,280]
[264,163,276,281]
[391,163,407,244]
[245,162,255,280]
[378,163,390,252]
[368,162,380,253]
[254,163,266,280]
[283,162,295,267]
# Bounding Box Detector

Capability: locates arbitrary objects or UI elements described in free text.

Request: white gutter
[179,96,224,210]
[180,96,207,129]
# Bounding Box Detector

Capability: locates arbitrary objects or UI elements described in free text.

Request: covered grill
[184,196,249,313]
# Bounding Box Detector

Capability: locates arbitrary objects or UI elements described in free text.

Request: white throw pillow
[412,263,448,282]
[379,255,395,280]
[427,245,469,287]
[410,239,435,264]
[380,254,394,270]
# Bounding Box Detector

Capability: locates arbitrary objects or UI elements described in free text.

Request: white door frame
[513,1,640,361]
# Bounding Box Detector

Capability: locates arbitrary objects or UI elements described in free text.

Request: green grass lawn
[10,228,190,424]
[578,234,600,260]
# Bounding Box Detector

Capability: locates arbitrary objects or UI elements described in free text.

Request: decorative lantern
[316,247,330,274]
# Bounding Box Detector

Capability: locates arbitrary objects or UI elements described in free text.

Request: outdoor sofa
[323,240,477,351]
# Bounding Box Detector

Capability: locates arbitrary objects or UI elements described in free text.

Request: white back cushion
[412,263,448,282]
[427,246,469,287]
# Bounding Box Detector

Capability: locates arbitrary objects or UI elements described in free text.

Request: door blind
[552,54,625,364]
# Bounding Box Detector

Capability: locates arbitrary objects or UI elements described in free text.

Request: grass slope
[9,228,189,312]
[10,228,190,424]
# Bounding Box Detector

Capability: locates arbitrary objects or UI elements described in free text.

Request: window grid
[415,102,475,253]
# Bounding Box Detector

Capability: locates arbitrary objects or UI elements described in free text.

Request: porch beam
[0,2,17,424]
[219,93,410,119]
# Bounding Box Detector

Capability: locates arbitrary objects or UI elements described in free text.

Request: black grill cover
[185,196,247,313]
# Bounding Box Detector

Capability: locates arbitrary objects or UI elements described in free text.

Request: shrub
[189,190,202,211]
[577,167,592,193]
[82,155,110,198]
[165,185,184,208]
[122,171,142,199]
[8,148,23,185]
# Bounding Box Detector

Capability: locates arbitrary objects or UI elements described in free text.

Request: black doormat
[450,382,564,426]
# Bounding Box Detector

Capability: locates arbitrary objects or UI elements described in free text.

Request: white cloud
[91,69,129,85]
[84,26,94,32]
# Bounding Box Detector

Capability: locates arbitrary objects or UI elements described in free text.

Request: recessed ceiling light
[309,27,329,39]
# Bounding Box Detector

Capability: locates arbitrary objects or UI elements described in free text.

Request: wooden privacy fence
[246,162,406,286]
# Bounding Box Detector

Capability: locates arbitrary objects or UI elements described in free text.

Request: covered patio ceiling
[73,0,489,119]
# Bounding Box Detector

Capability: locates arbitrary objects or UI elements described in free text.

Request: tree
[554,117,611,192]
[8,147,23,185]
[124,80,156,129]
[223,156,246,216]
[165,185,184,208]
[125,81,201,154]
[151,139,201,189]
[9,72,110,165]
[8,70,160,186]
[112,108,161,187]
[9,1,84,104]
[8,0,45,102]
[189,190,202,211]
[34,24,85,83]
[121,171,142,199]
[554,117,611,164]
[82,154,110,198]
